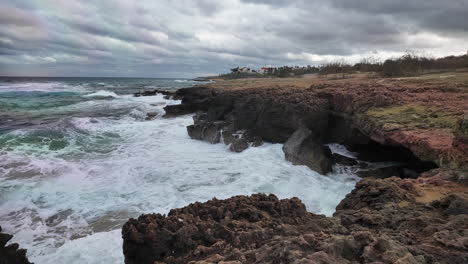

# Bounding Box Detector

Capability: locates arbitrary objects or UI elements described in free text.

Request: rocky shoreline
[0,226,32,264]
[123,75,467,263]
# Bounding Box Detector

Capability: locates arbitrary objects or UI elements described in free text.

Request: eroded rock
[282,126,333,174]
[122,172,468,264]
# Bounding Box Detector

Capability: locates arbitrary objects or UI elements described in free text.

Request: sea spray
[0,78,359,264]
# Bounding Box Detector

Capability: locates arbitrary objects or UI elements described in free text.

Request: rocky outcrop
[166,76,467,172]
[122,76,467,263]
[122,169,468,264]
[186,111,263,152]
[0,226,32,264]
[134,89,175,98]
[282,126,333,174]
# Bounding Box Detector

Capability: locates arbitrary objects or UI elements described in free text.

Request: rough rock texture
[122,169,468,264]
[122,74,468,263]
[187,111,263,152]
[168,76,467,171]
[282,126,333,174]
[0,226,32,264]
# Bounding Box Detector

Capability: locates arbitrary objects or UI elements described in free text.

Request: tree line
[219,52,468,79]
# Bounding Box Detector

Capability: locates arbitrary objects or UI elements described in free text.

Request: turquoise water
[0,77,359,263]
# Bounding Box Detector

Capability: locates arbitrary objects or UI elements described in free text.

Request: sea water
[0,77,359,263]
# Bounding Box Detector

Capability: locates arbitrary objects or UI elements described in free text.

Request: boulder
[145,112,158,120]
[187,121,225,144]
[222,130,263,153]
[332,153,358,166]
[282,126,333,174]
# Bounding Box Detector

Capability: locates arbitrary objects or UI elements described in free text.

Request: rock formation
[282,126,333,174]
[0,226,32,264]
[122,75,467,263]
[122,169,468,264]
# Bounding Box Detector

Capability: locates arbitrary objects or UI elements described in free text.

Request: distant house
[239,67,252,73]
[259,65,275,74]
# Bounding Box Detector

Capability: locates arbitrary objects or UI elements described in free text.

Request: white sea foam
[83,90,119,98]
[327,143,358,158]
[0,93,359,264]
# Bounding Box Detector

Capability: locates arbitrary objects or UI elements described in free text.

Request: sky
[0,0,467,78]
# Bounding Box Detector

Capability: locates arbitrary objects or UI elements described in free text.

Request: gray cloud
[0,0,467,77]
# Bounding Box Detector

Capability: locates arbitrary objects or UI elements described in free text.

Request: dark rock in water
[145,112,158,120]
[356,165,403,179]
[187,111,263,152]
[332,153,358,166]
[122,171,468,264]
[163,104,193,117]
[187,121,225,144]
[282,126,333,174]
[228,139,249,152]
[0,226,33,264]
[134,89,175,98]
[222,130,263,153]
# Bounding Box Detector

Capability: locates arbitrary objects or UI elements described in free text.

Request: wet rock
[145,112,158,120]
[356,165,403,179]
[222,130,263,153]
[187,121,225,144]
[282,126,333,174]
[332,153,358,166]
[0,226,33,264]
[134,90,175,97]
[163,104,194,117]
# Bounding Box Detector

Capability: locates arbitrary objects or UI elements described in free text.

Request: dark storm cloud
[0,0,467,77]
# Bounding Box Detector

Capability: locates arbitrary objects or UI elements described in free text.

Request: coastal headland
[123,72,468,264]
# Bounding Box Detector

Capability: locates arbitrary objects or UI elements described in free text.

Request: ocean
[0,77,359,263]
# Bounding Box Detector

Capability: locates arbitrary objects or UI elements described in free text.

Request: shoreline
[123,73,467,263]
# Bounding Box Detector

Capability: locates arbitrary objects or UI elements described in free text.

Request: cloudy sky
[1,0,467,77]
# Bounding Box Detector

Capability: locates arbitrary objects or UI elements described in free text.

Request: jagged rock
[332,153,358,166]
[222,130,263,153]
[0,226,33,264]
[163,104,194,117]
[282,126,333,174]
[134,89,175,97]
[356,165,403,179]
[187,121,225,144]
[122,172,468,264]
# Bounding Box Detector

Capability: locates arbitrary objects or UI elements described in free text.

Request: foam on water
[0,90,359,263]
[83,90,120,98]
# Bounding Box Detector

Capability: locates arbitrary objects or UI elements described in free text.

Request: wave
[83,90,119,98]
[174,80,190,83]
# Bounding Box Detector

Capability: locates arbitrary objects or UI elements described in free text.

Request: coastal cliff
[123,74,468,263]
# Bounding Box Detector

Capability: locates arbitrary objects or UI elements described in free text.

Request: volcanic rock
[0,226,32,264]
[282,126,333,174]
[122,170,468,264]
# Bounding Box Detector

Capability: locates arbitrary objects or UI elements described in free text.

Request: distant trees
[218,52,468,80]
